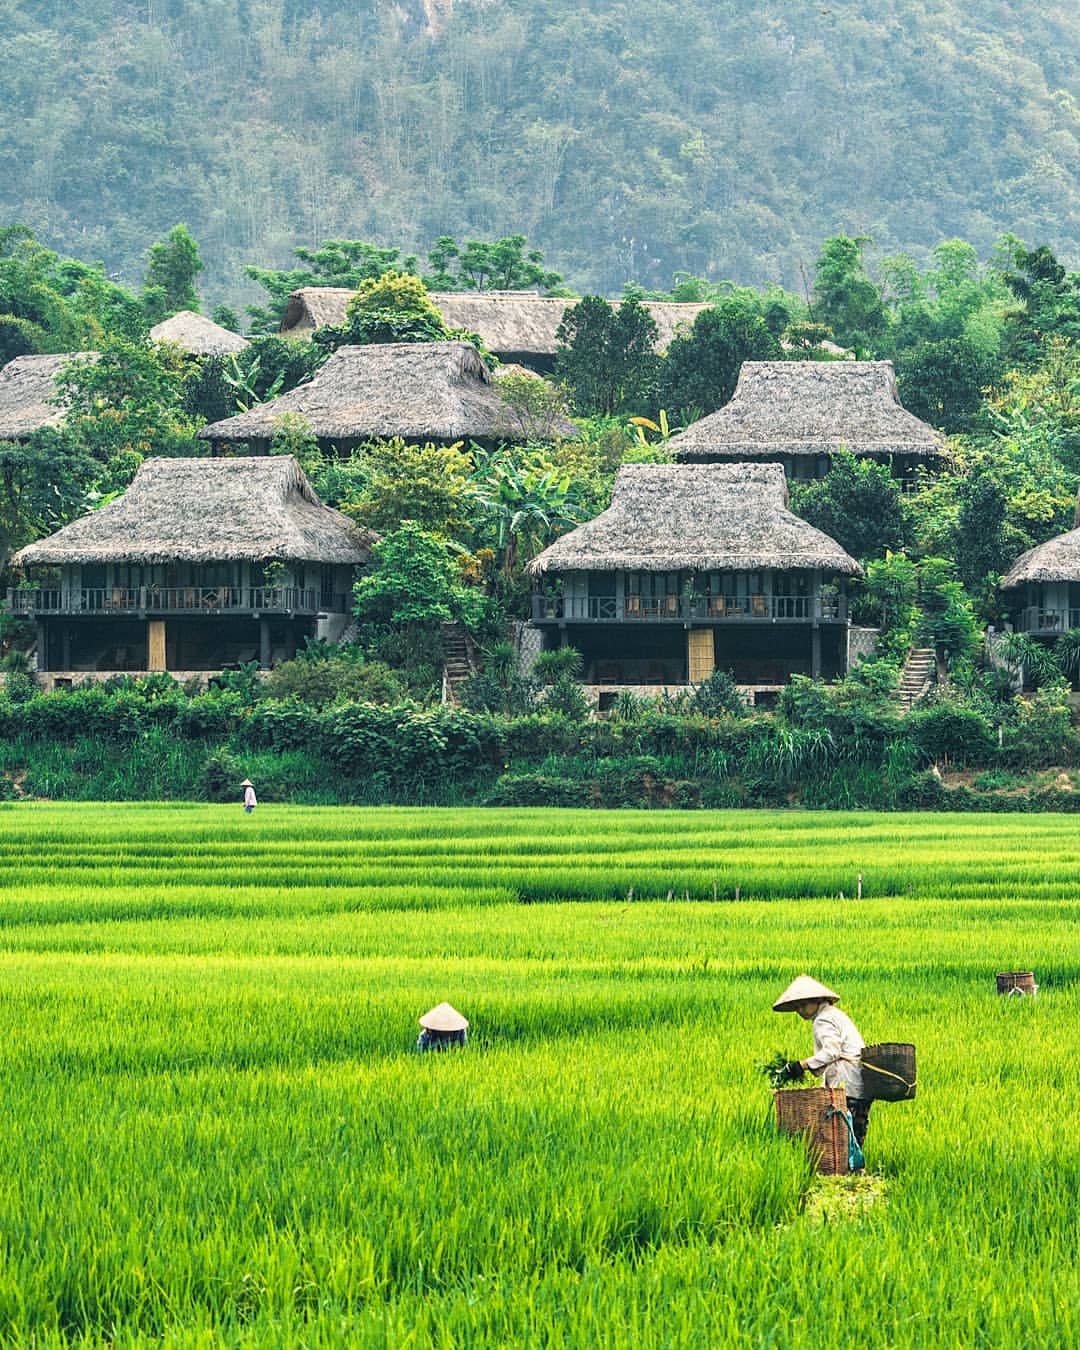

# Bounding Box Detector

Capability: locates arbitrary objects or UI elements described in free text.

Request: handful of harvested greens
[757,1052,813,1091]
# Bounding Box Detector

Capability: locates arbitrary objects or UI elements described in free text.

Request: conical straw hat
[240,778,254,787]
[419,1002,469,1032]
[772,975,840,1012]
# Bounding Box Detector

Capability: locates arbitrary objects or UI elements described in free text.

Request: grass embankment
[1,804,1077,1345]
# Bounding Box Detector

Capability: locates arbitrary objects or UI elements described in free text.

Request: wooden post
[627,887,634,902]
[666,888,673,901]
[735,886,741,902]
[259,618,272,669]
[857,871,863,901]
[712,880,718,902]
[148,620,166,671]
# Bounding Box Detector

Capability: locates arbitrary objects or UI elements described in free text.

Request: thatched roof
[528,463,861,576]
[279,288,706,355]
[13,456,374,567]
[1000,530,1080,589]
[0,352,96,441]
[668,361,944,461]
[150,311,249,356]
[198,341,578,444]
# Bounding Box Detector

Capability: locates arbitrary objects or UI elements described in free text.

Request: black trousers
[847,1098,872,1149]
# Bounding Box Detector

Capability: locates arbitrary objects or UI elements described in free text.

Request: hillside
[0,0,1076,308]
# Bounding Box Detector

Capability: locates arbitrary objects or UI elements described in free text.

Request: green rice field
[2,803,1079,1346]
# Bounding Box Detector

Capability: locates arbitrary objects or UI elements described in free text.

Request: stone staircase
[897,647,935,711]
[441,621,475,703]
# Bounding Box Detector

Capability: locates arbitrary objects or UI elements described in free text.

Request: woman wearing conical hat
[773,975,872,1150]
[416,1002,468,1053]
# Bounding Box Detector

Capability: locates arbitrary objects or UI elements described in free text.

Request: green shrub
[906,702,996,767]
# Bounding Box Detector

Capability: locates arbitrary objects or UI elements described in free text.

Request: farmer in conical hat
[240,778,257,813]
[773,975,872,1149]
[416,1002,469,1053]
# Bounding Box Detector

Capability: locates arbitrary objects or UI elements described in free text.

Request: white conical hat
[772,975,840,1012]
[240,779,254,787]
[418,1002,469,1032]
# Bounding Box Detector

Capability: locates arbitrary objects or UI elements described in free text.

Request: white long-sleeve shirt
[806,1004,865,1099]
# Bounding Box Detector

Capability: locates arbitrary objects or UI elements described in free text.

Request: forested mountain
[1,0,1076,309]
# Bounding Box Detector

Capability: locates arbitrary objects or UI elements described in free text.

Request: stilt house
[667,361,943,483]
[197,341,577,453]
[527,462,861,692]
[10,456,374,675]
[278,290,707,373]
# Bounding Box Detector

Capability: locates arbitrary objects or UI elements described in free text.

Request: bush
[262,654,406,707]
[906,702,996,767]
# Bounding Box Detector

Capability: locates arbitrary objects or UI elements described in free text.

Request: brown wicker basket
[774,1086,850,1175]
[996,971,1037,996]
[860,1042,916,1101]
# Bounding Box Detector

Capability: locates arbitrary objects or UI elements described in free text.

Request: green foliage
[425,235,563,293]
[656,299,782,420]
[791,452,906,561]
[916,558,981,666]
[354,523,463,628]
[345,438,474,538]
[244,240,416,333]
[55,336,200,462]
[1001,244,1080,366]
[812,236,887,354]
[895,337,999,434]
[953,474,1009,589]
[495,371,575,443]
[142,224,204,323]
[853,552,920,633]
[554,297,659,417]
[261,651,406,707]
[687,669,746,718]
[470,447,586,575]
[0,428,97,568]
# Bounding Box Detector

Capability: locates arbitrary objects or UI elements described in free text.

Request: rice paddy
[2,803,1078,1346]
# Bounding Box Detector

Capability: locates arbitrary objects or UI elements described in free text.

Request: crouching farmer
[773,975,872,1150]
[416,1002,468,1053]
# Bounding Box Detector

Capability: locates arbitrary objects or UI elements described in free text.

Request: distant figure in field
[416,1002,468,1052]
[241,778,257,813]
[773,974,872,1149]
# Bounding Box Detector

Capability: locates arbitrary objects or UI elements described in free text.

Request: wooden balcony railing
[532,593,847,623]
[7,587,324,615]
[1014,606,1080,636]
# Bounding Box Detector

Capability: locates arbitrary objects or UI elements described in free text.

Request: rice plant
[0,804,1077,1345]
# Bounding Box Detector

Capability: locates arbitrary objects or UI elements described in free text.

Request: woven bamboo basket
[996,971,1037,996]
[774,1086,850,1175]
[860,1042,917,1101]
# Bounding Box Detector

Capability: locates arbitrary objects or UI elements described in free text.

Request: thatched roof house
[667,361,943,467]
[0,352,96,441]
[198,341,577,447]
[279,288,706,362]
[14,456,373,567]
[528,462,861,577]
[150,311,249,356]
[1001,529,1080,590]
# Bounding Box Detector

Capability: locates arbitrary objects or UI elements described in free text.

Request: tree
[1000,243,1080,366]
[554,296,658,416]
[353,522,462,628]
[790,452,906,561]
[954,474,1009,589]
[425,235,563,293]
[344,438,474,538]
[917,557,981,674]
[143,225,204,323]
[55,337,199,464]
[812,236,887,354]
[895,337,997,434]
[0,429,97,570]
[244,240,415,333]
[656,299,782,419]
[312,272,461,351]
[495,371,574,442]
[470,447,586,574]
